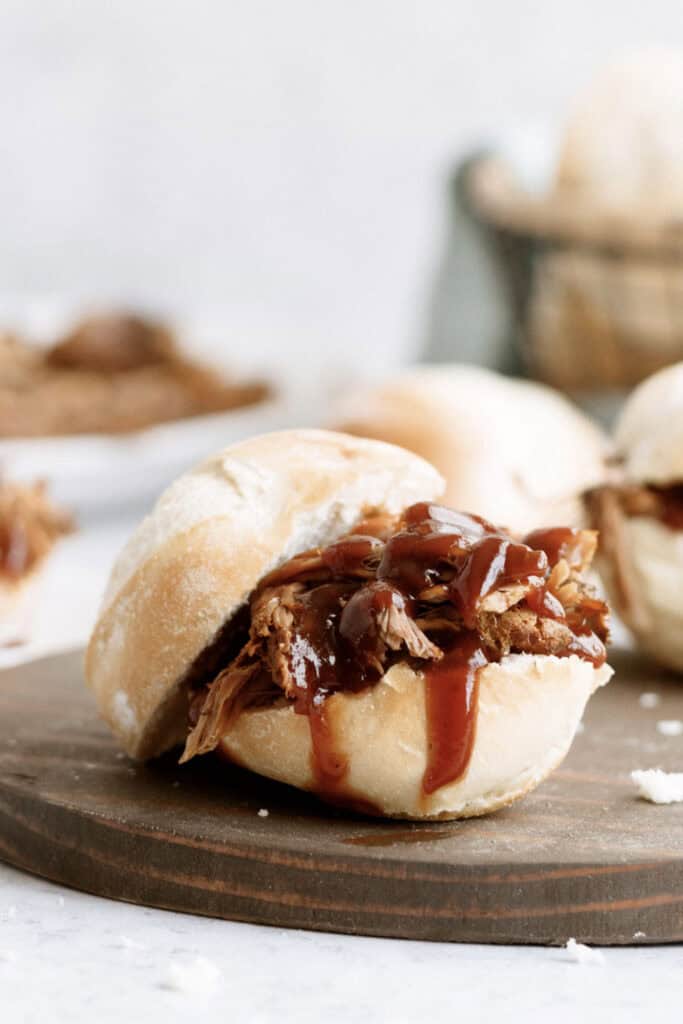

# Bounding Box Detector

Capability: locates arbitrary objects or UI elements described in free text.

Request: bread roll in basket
[467,51,683,392]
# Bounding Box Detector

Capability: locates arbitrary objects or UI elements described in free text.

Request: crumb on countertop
[631,768,683,804]
[116,935,147,951]
[639,692,661,709]
[159,955,220,994]
[563,938,605,965]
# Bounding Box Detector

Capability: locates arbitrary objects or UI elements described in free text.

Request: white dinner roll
[336,365,608,535]
[614,361,683,485]
[555,50,683,218]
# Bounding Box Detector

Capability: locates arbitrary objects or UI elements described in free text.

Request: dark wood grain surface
[1,648,682,944]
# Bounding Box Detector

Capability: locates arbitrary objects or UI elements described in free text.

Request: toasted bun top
[555,50,683,216]
[615,361,683,484]
[85,429,444,758]
[336,365,607,534]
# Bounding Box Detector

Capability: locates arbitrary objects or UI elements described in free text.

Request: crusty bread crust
[85,430,444,758]
[335,365,608,535]
[219,654,612,820]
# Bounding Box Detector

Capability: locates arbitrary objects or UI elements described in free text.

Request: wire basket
[464,153,683,394]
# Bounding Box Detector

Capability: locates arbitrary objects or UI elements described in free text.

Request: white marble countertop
[1,518,682,1023]
[3,857,683,1024]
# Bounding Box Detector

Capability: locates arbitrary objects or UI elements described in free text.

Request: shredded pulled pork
[181,503,609,764]
[587,481,683,532]
[0,482,73,580]
[372,589,442,659]
[584,482,682,631]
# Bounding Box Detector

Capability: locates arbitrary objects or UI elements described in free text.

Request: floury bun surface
[614,362,683,487]
[86,429,611,820]
[335,365,607,536]
[86,430,443,760]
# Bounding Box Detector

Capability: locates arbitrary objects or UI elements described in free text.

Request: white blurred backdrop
[2,1,683,371]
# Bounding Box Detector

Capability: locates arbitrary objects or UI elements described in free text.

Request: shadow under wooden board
[1,648,682,945]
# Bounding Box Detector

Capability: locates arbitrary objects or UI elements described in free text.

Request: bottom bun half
[219,653,612,820]
[602,515,683,673]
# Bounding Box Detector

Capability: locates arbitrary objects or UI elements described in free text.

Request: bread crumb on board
[639,692,660,709]
[631,769,683,804]
[656,720,683,737]
[257,808,269,818]
[563,938,605,965]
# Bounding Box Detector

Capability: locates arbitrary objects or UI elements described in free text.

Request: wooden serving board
[1,649,683,945]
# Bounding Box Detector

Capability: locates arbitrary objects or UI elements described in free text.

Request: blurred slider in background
[0,480,72,646]
[0,308,286,649]
[0,310,270,436]
[335,364,607,534]
[0,308,311,518]
[586,361,683,673]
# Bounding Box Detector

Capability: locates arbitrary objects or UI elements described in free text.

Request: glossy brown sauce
[524,526,583,567]
[450,536,547,628]
[252,504,606,806]
[422,633,487,795]
[286,584,353,793]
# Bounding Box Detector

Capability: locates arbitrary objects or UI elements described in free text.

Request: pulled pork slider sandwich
[335,366,607,536]
[0,481,73,645]
[587,362,683,671]
[87,430,611,819]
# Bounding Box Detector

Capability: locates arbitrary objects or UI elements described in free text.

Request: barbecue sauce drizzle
[252,504,607,805]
